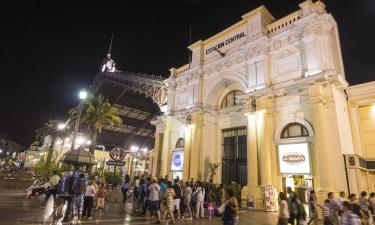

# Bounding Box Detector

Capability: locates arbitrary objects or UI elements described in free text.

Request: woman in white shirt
[278,192,289,225]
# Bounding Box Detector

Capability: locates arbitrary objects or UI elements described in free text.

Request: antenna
[108,34,114,54]
[188,25,192,67]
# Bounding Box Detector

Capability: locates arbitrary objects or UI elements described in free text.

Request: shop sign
[171,151,184,171]
[106,160,125,166]
[278,143,311,174]
[109,147,126,161]
[264,184,276,212]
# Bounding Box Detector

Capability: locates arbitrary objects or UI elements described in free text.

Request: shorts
[148,200,160,211]
[173,199,181,210]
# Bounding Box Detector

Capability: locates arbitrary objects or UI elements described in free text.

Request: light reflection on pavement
[0,189,279,225]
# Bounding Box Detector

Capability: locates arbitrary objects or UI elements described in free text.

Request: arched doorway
[276,121,314,203]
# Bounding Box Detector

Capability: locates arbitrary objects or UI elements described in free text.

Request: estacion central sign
[205,32,247,55]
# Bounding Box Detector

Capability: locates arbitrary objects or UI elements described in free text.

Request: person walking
[182,181,193,220]
[82,180,97,220]
[340,201,361,225]
[308,190,318,225]
[222,188,239,225]
[358,191,370,224]
[322,199,334,225]
[41,171,60,207]
[278,192,289,225]
[148,177,162,224]
[97,183,106,209]
[327,192,340,225]
[163,181,176,224]
[71,173,87,224]
[121,175,130,203]
[369,192,375,224]
[193,181,205,219]
[172,179,182,219]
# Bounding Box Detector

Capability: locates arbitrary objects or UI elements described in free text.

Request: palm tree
[35,120,67,166]
[69,94,122,156]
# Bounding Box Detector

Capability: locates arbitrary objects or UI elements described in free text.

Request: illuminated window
[281,123,309,139]
[221,90,243,109]
[175,138,185,148]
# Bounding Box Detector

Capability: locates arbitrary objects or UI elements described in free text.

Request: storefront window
[221,90,243,109]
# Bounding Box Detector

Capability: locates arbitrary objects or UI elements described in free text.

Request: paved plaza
[0,188,279,225]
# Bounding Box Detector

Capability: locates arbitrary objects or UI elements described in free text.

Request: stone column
[309,84,348,203]
[189,113,203,181]
[257,97,273,186]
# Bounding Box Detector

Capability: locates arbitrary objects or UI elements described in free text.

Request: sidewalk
[0,188,279,225]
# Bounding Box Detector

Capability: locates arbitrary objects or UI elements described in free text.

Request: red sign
[109,147,126,161]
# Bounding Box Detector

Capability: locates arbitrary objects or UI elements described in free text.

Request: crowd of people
[278,188,375,225]
[121,175,239,224]
[26,172,240,225]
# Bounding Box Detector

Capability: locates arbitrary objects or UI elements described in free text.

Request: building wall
[153,0,374,209]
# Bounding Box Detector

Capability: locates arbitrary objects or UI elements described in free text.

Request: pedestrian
[219,184,226,205]
[82,179,97,220]
[338,191,346,215]
[193,181,205,218]
[207,196,214,219]
[340,201,361,225]
[358,191,370,224]
[97,183,106,209]
[322,199,334,225]
[163,181,176,224]
[222,188,239,225]
[182,181,193,220]
[121,175,130,203]
[134,176,140,201]
[172,179,182,219]
[136,178,146,212]
[307,190,318,225]
[41,170,60,206]
[369,192,375,224]
[290,194,300,225]
[327,192,340,225]
[71,173,87,224]
[297,197,307,225]
[278,192,289,225]
[148,177,162,224]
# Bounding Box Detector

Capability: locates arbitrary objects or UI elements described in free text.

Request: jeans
[43,189,57,205]
[122,189,128,203]
[72,195,84,217]
[82,196,94,218]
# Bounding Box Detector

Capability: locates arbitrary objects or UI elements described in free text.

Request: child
[97,183,106,209]
[207,197,214,219]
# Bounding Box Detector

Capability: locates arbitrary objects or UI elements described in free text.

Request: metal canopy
[93,71,166,150]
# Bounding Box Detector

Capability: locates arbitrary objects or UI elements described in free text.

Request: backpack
[173,184,182,199]
[122,182,129,190]
[74,179,86,194]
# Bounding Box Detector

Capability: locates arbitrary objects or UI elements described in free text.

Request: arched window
[221,90,243,109]
[281,123,309,139]
[175,138,185,148]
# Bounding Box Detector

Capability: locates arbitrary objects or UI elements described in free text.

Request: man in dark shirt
[172,179,182,219]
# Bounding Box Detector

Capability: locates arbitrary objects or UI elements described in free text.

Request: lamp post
[70,90,87,151]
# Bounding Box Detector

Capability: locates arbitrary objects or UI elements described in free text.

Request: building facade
[151,0,375,208]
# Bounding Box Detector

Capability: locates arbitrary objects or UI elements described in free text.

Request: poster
[264,184,276,212]
[171,151,184,171]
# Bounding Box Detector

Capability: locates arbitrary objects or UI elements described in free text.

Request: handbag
[217,202,227,214]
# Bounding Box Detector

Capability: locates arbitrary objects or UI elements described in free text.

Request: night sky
[0,0,374,146]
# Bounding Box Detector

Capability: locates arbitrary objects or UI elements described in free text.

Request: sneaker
[187,217,193,220]
[87,217,93,220]
[177,217,181,219]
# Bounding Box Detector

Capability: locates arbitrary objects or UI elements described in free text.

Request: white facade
[152,0,374,208]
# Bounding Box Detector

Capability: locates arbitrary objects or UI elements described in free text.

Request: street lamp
[57,123,66,130]
[71,90,87,151]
